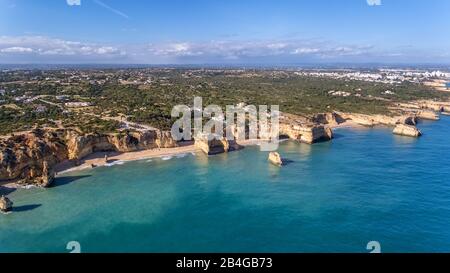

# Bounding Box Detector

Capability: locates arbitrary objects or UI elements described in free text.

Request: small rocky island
[0,195,13,213]
[393,124,422,137]
[268,152,284,166]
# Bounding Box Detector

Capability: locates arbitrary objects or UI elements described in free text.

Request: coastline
[50,118,418,176]
[54,138,296,177]
[0,118,435,190]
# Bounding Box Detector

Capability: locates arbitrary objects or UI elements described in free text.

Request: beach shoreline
[0,120,404,189]
[54,137,300,177]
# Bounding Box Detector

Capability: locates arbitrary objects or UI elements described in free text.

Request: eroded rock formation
[0,195,13,213]
[280,123,333,144]
[194,134,231,155]
[311,112,345,126]
[0,128,178,186]
[0,129,67,186]
[268,152,283,166]
[393,124,422,137]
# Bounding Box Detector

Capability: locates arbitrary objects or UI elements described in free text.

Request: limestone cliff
[416,110,440,121]
[311,112,345,126]
[338,112,420,127]
[194,134,231,155]
[0,129,178,186]
[280,123,333,144]
[0,129,67,187]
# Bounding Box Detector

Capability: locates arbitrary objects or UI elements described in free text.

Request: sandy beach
[55,143,202,175]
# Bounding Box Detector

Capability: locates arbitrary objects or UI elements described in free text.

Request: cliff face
[0,129,67,186]
[311,112,345,126]
[194,134,230,155]
[416,110,440,121]
[338,113,406,127]
[280,124,333,144]
[338,112,423,127]
[65,130,177,161]
[0,129,177,186]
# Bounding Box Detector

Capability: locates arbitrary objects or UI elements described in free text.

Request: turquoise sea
[1,116,450,253]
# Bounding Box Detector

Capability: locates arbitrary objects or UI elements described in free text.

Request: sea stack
[0,195,13,213]
[39,161,55,188]
[393,124,422,137]
[194,134,230,155]
[268,152,283,166]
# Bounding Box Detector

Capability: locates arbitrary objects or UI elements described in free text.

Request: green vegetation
[1,69,448,135]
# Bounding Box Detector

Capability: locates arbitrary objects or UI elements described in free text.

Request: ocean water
[1,117,450,253]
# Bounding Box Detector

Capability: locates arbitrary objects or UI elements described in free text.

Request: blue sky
[0,0,449,64]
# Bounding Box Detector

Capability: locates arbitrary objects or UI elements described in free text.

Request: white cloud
[0,47,34,53]
[66,0,81,6]
[0,36,125,59]
[367,0,382,6]
[292,48,320,55]
[0,35,372,62]
[147,40,371,60]
[3,35,426,64]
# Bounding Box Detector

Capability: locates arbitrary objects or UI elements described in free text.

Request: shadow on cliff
[13,204,42,212]
[52,175,92,188]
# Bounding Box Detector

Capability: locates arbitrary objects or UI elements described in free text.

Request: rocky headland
[0,128,177,187]
[1,99,449,188]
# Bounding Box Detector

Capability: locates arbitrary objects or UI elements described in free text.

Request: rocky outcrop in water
[0,195,13,213]
[195,134,231,155]
[393,124,422,137]
[0,128,178,186]
[268,152,283,166]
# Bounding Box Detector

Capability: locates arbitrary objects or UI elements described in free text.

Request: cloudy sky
[0,0,449,64]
